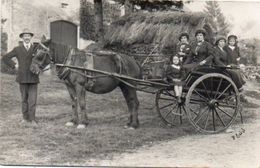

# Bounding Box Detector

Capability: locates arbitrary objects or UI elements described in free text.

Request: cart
[56,63,242,134]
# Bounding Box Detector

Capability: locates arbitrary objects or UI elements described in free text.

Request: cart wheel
[155,88,186,126]
[185,73,240,134]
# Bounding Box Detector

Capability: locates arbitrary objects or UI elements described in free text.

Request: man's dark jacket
[2,43,39,83]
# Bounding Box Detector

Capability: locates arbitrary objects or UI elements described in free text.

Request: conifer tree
[204,1,230,36]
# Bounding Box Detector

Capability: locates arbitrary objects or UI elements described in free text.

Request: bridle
[37,42,54,64]
[31,42,54,72]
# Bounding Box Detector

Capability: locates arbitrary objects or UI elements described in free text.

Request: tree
[80,0,121,41]
[204,1,230,36]
[113,0,184,13]
[80,0,95,40]
[94,0,104,44]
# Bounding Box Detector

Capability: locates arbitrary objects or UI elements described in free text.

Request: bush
[1,32,8,54]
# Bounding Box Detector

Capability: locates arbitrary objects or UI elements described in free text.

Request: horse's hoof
[65,122,74,127]
[77,124,86,129]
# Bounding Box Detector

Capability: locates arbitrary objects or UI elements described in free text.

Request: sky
[185,0,260,39]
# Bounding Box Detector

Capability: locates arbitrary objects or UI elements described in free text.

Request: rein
[37,43,109,81]
[39,42,50,51]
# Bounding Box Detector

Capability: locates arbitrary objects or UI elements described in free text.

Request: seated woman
[213,36,246,91]
[167,55,186,103]
[184,29,215,70]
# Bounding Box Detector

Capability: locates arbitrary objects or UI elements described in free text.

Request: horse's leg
[65,84,78,127]
[75,84,88,129]
[119,83,139,129]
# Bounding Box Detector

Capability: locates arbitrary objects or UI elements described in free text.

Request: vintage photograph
[0,0,260,167]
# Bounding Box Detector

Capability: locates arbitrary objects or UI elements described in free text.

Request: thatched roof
[104,11,214,54]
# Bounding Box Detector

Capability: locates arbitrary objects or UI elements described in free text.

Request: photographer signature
[231,128,245,140]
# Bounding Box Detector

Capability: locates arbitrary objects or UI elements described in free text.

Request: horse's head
[30,36,52,74]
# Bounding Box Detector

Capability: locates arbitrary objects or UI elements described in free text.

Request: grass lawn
[0,72,257,165]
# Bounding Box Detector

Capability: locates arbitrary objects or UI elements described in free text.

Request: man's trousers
[19,83,38,121]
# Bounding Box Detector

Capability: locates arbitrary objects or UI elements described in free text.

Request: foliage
[1,32,8,54]
[80,0,121,41]
[203,1,230,36]
[113,0,184,11]
[1,26,16,74]
[94,0,104,43]
[239,38,260,65]
[102,0,122,24]
[80,0,95,41]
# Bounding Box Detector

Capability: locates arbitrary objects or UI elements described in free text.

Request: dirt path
[86,97,260,168]
[87,112,260,167]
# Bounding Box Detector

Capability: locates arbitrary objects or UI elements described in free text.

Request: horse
[30,37,141,129]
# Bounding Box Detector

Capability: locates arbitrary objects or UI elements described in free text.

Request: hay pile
[104,11,214,55]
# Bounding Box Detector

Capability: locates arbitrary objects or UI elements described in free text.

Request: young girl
[174,32,191,64]
[167,55,185,103]
[224,35,241,65]
[223,35,246,91]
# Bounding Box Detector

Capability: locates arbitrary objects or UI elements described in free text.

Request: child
[224,34,246,91]
[167,55,185,103]
[224,35,241,66]
[174,32,191,64]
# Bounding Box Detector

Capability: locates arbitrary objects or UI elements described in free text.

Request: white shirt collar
[218,46,224,51]
[228,45,235,50]
[23,42,31,49]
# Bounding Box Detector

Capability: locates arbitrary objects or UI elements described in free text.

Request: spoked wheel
[185,73,240,134]
[155,88,186,126]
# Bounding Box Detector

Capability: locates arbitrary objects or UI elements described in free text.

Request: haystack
[104,11,214,55]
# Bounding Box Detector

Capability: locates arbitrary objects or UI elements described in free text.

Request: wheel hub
[208,99,218,108]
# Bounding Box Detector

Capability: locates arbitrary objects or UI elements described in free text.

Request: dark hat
[227,35,237,40]
[195,29,206,37]
[215,36,226,45]
[19,28,34,38]
[178,32,189,41]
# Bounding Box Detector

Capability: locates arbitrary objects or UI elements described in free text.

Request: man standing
[2,28,39,124]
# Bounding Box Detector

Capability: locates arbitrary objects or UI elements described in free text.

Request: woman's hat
[19,28,34,38]
[227,35,237,40]
[195,29,206,37]
[179,32,189,41]
[215,36,226,45]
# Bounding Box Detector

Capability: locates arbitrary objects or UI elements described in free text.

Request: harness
[39,42,124,90]
[56,48,98,90]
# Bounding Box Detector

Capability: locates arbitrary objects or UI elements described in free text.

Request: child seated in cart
[165,32,190,103]
[167,55,186,103]
[175,32,191,64]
